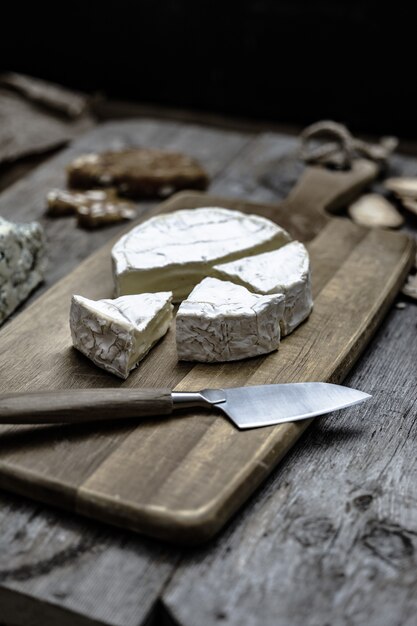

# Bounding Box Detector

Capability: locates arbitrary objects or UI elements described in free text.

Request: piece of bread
[67,148,209,199]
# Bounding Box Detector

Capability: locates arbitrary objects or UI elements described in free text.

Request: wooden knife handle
[0,388,173,424]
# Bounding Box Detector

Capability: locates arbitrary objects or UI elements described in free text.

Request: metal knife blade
[187,382,371,429]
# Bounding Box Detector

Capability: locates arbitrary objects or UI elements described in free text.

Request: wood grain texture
[1,119,417,626]
[0,121,251,505]
[0,182,413,544]
[163,297,417,626]
[0,492,179,626]
[0,89,93,166]
[0,73,88,119]
[0,389,173,424]
[0,121,255,626]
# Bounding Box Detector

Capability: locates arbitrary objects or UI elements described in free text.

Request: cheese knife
[0,383,370,429]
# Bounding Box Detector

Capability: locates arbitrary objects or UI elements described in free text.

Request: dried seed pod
[384,177,417,199]
[348,194,404,229]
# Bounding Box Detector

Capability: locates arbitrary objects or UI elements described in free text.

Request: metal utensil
[0,383,370,429]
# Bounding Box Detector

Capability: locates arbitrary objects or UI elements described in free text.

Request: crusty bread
[67,148,209,199]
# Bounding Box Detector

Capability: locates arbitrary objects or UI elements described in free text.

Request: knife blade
[0,383,370,429]
[204,383,371,429]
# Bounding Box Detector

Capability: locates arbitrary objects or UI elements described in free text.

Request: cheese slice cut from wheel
[176,277,285,362]
[70,292,173,379]
[213,241,313,335]
[111,207,291,301]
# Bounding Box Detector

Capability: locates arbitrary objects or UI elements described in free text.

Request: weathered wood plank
[163,300,417,626]
[0,89,93,166]
[0,119,253,626]
[0,73,88,119]
[0,493,178,626]
[0,119,416,626]
[161,156,417,624]
[210,131,300,203]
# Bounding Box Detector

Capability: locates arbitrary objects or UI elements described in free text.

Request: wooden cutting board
[0,161,414,545]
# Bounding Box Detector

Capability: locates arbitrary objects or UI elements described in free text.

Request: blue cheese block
[176,277,285,362]
[0,217,46,325]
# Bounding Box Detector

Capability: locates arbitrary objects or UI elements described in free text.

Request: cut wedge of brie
[70,292,173,379]
[112,207,291,301]
[176,277,285,362]
[213,241,313,336]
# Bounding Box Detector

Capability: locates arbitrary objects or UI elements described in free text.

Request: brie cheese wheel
[112,207,291,301]
[0,217,46,326]
[70,292,173,379]
[176,277,285,362]
[213,241,313,336]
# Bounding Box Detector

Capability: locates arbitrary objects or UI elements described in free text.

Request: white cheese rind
[0,217,46,326]
[176,277,285,362]
[213,241,313,336]
[111,207,291,301]
[70,292,173,379]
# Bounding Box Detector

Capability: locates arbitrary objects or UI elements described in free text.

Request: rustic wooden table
[0,114,416,626]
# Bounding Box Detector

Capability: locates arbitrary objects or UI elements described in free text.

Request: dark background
[2,1,416,137]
